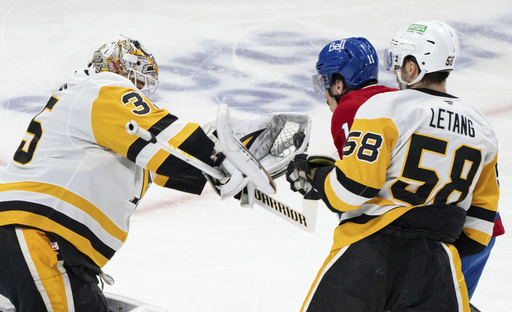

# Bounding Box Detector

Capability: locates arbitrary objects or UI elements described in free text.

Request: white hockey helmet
[90,36,159,99]
[384,20,460,86]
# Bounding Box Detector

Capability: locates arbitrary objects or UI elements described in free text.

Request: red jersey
[331,85,397,159]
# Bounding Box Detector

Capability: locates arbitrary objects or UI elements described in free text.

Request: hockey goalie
[0,35,311,312]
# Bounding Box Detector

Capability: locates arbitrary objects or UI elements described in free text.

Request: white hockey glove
[286,154,336,200]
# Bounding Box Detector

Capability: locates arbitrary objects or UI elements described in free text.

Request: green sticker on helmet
[408,24,428,33]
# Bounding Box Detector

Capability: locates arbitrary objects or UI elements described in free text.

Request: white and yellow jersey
[0,71,215,267]
[315,88,499,252]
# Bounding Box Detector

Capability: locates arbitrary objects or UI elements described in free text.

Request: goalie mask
[384,20,459,86]
[90,36,159,99]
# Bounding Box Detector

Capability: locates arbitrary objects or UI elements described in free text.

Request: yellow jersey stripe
[146,149,172,173]
[332,206,413,250]
[442,243,470,311]
[0,182,128,242]
[4,211,110,267]
[21,228,71,310]
[169,123,200,148]
[153,174,169,187]
[463,227,491,246]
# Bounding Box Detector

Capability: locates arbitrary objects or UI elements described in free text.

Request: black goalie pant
[301,230,470,312]
[0,226,108,312]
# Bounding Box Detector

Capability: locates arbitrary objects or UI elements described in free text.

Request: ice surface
[1,0,511,311]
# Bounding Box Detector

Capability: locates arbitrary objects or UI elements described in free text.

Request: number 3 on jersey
[13,96,59,165]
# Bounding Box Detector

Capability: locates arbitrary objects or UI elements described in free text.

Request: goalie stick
[249,187,318,233]
[204,109,318,232]
[126,121,226,180]
[126,104,276,196]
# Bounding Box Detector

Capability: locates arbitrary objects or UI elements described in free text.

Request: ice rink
[1,0,512,311]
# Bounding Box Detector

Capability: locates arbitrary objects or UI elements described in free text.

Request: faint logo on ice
[157,31,328,114]
[5,18,511,115]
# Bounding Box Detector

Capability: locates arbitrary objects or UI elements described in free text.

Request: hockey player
[0,37,248,311]
[387,22,505,310]
[287,21,499,311]
[311,37,396,159]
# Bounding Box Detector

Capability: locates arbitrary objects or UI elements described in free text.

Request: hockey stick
[250,188,318,232]
[126,121,227,181]
[203,109,317,232]
[126,105,275,196]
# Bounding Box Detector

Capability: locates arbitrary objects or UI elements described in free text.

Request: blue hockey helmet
[312,37,379,94]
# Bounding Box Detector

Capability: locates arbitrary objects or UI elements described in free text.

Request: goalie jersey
[0,71,214,267]
[314,88,499,256]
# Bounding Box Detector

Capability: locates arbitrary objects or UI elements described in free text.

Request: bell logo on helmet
[313,37,379,91]
[328,40,346,53]
[408,24,428,33]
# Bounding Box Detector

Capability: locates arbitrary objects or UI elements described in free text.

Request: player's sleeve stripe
[465,216,494,235]
[152,174,169,187]
[169,123,199,147]
[126,114,178,162]
[154,155,195,177]
[466,205,496,222]
[325,167,380,209]
[335,167,380,198]
[127,138,151,163]
[146,149,171,173]
[339,213,378,225]
[462,227,491,246]
[471,154,499,212]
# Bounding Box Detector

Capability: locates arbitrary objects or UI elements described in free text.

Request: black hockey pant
[301,230,470,312]
[0,226,108,312]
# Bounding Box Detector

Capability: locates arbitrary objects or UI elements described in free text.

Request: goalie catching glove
[203,106,312,202]
[286,154,336,200]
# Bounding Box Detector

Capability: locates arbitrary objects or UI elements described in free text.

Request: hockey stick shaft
[126,121,227,181]
[252,189,318,232]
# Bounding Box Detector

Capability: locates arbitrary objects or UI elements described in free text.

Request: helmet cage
[311,74,330,94]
